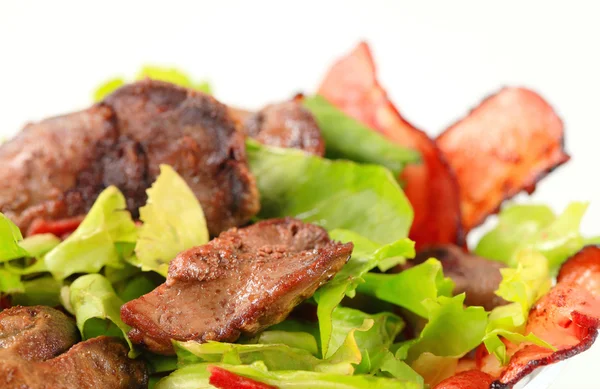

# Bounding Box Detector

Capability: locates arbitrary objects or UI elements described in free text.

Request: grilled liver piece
[0,80,259,237]
[0,306,147,389]
[121,218,352,354]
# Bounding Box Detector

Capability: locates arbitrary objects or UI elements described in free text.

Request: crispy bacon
[208,366,277,389]
[434,370,494,389]
[26,216,83,238]
[318,42,462,249]
[437,88,569,232]
[440,246,600,389]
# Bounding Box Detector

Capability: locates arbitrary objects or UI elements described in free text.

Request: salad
[0,42,598,389]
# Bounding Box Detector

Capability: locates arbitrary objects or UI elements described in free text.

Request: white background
[1,1,599,387]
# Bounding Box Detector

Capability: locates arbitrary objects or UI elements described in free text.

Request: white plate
[1,1,599,388]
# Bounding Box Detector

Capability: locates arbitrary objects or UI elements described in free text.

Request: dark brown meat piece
[237,101,325,156]
[0,336,147,389]
[0,80,259,236]
[121,218,352,355]
[104,80,259,235]
[0,306,79,361]
[0,306,147,389]
[405,245,507,310]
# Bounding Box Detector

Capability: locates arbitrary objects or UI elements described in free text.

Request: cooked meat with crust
[0,306,79,361]
[121,218,353,354]
[0,336,147,389]
[237,101,325,156]
[0,80,259,236]
[407,245,507,310]
[0,306,147,389]
[104,80,259,235]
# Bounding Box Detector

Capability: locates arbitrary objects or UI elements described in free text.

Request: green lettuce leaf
[0,267,24,293]
[303,95,420,175]
[247,140,413,245]
[133,164,209,276]
[155,361,423,389]
[69,274,135,355]
[396,295,487,363]
[314,230,414,357]
[18,234,61,258]
[44,186,137,280]
[93,77,126,101]
[483,249,554,363]
[475,202,593,270]
[256,331,319,356]
[0,213,29,262]
[357,259,454,318]
[11,276,61,306]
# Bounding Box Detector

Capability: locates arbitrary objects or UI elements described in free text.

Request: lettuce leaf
[133,165,209,276]
[303,95,420,175]
[155,361,423,389]
[475,202,593,270]
[93,77,125,101]
[0,267,24,293]
[482,249,554,363]
[358,259,454,318]
[396,295,487,362]
[44,186,137,280]
[0,213,29,262]
[314,230,414,357]
[247,140,413,245]
[69,274,135,355]
[256,331,319,356]
[11,276,61,306]
[18,234,61,258]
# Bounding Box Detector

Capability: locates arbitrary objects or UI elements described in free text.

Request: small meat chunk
[0,306,79,361]
[239,101,325,155]
[104,80,260,235]
[408,245,507,310]
[121,218,353,354]
[0,80,260,236]
[0,306,147,389]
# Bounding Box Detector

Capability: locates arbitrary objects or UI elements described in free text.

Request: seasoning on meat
[0,80,260,236]
[407,245,507,310]
[240,101,325,156]
[121,218,353,355]
[0,305,148,389]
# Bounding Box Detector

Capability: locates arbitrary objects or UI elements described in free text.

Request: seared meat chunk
[104,80,259,235]
[0,80,259,236]
[407,245,507,310]
[0,336,147,389]
[0,306,147,389]
[0,306,79,361]
[238,101,325,156]
[121,218,352,354]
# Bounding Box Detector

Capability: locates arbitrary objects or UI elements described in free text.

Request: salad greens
[476,202,597,270]
[132,164,210,276]
[247,140,413,245]
[303,95,420,176]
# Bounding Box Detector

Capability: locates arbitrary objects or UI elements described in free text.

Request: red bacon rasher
[436,246,600,389]
[208,366,277,389]
[437,88,569,232]
[318,42,462,249]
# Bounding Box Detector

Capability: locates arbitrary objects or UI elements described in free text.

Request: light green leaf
[11,276,61,306]
[155,361,423,389]
[137,66,212,93]
[44,186,137,280]
[358,258,454,318]
[314,230,414,357]
[133,165,209,276]
[18,234,61,258]
[247,140,413,245]
[69,274,135,356]
[256,331,319,356]
[0,213,29,262]
[0,268,24,293]
[93,77,126,101]
[475,202,591,270]
[303,95,420,175]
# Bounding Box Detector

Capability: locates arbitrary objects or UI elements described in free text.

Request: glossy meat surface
[121,218,353,354]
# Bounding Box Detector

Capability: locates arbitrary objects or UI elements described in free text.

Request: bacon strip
[208,366,277,389]
[437,88,569,232]
[318,42,462,249]
[26,216,84,238]
[436,246,600,389]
